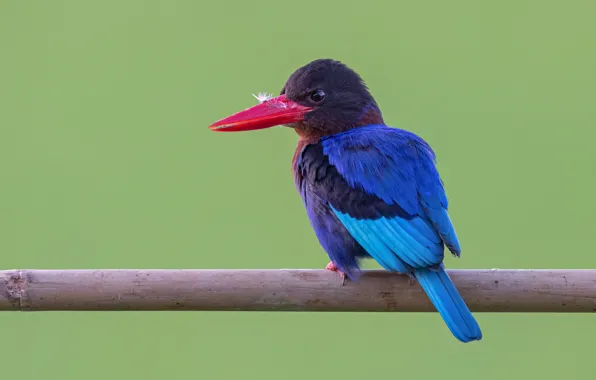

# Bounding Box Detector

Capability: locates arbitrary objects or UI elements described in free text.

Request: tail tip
[456,327,483,343]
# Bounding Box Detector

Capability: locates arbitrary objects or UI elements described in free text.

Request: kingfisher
[208,59,482,343]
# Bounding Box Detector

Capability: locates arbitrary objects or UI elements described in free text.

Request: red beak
[209,94,313,132]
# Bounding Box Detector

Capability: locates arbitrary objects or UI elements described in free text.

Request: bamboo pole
[1,269,595,312]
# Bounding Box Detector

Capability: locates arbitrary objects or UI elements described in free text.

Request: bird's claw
[325,261,347,286]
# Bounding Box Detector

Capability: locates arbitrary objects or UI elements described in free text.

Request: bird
[208,58,482,343]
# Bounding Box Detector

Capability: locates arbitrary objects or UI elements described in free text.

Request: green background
[1,0,595,379]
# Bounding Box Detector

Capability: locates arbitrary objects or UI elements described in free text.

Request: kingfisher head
[209,59,384,139]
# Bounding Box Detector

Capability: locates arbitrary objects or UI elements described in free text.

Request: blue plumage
[416,266,482,342]
[295,124,481,343]
[210,58,482,343]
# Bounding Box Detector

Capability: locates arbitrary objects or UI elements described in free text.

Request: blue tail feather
[415,266,482,343]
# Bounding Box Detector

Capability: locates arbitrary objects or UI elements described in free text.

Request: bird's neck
[294,101,384,141]
[357,102,384,126]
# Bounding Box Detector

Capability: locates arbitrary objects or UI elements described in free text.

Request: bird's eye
[309,89,326,104]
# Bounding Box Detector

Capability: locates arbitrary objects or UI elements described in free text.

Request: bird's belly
[301,183,369,278]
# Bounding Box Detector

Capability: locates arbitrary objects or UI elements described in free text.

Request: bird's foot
[325,261,347,286]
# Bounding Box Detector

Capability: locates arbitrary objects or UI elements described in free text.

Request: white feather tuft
[252,92,273,103]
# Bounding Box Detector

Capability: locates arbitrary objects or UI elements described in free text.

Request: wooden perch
[1,269,595,312]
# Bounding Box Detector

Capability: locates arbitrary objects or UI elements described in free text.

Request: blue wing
[320,124,460,272]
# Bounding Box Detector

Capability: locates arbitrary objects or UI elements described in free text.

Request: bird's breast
[291,138,315,192]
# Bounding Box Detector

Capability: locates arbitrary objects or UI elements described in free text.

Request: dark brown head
[209,59,384,139]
